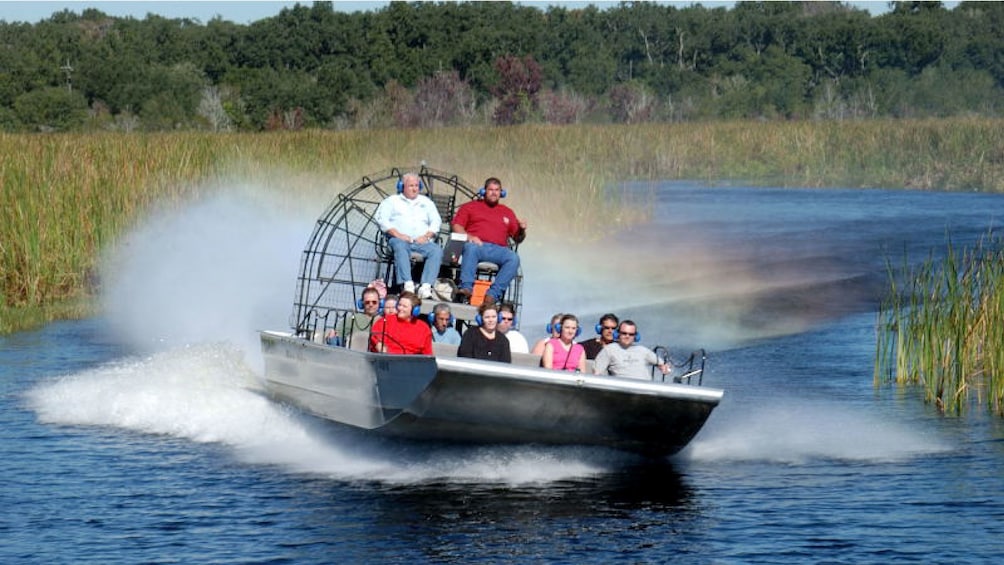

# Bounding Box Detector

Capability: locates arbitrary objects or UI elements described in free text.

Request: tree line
[1,1,1001,132]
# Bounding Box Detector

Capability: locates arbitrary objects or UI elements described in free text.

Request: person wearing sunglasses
[593,320,670,380]
[496,303,529,354]
[579,313,619,360]
[327,285,382,348]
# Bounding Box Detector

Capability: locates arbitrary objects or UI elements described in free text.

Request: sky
[0,1,912,25]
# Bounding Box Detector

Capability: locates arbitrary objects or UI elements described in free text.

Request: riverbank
[3,118,1003,333]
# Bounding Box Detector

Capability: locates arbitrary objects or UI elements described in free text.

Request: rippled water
[4,184,1004,563]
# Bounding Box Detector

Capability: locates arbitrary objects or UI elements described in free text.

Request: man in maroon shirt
[368,291,433,355]
[451,177,527,304]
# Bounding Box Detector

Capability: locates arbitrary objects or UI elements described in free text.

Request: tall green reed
[4,118,1004,333]
[875,234,1004,415]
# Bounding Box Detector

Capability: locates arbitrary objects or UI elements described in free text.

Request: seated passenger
[325,286,382,347]
[593,320,670,380]
[378,294,398,321]
[497,302,529,354]
[430,302,461,345]
[369,291,433,354]
[374,172,442,298]
[531,312,564,356]
[579,313,619,360]
[542,314,586,373]
[451,177,527,305]
[458,303,511,363]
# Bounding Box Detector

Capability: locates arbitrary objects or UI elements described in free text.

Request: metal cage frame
[290,165,524,338]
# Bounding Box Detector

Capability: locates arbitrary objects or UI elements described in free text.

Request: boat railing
[652,346,707,386]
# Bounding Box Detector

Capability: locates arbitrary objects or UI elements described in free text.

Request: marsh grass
[875,234,1004,415]
[3,119,1004,333]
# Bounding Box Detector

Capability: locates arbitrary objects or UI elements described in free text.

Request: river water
[3,183,1004,563]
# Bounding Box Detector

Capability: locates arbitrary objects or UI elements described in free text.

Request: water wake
[25,343,622,485]
[685,402,951,464]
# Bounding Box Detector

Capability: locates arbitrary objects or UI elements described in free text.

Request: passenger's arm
[541,342,554,369]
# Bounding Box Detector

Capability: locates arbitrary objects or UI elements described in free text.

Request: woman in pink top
[542,314,587,372]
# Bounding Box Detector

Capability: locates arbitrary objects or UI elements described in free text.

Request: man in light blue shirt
[430,303,461,345]
[374,173,443,298]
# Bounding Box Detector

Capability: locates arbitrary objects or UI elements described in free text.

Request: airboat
[259,165,723,456]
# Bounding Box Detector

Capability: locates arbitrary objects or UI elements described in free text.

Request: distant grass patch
[875,234,1004,416]
[3,119,1003,333]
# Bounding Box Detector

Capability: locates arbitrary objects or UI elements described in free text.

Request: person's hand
[469,235,483,245]
[519,219,528,230]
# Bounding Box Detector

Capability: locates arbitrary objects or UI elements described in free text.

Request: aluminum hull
[260,331,723,456]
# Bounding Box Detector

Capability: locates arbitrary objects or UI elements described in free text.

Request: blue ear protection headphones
[428,311,455,326]
[546,322,560,334]
[357,297,385,310]
[397,177,425,193]
[478,185,507,198]
[411,304,421,317]
[608,326,641,342]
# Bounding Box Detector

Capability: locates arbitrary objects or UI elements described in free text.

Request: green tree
[13,86,88,130]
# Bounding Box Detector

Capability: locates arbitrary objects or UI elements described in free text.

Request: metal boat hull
[261,331,722,456]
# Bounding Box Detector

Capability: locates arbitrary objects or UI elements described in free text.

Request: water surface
[3,183,1003,563]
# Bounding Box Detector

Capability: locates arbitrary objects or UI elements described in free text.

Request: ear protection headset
[552,322,581,338]
[357,297,385,310]
[596,323,620,338]
[478,185,507,198]
[397,176,425,193]
[410,304,421,317]
[428,311,456,326]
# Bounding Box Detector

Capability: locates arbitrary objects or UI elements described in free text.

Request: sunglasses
[363,300,379,305]
[500,316,513,321]
[602,325,617,330]
[620,331,636,336]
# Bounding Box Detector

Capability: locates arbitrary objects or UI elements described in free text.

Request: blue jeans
[388,237,443,286]
[459,242,519,300]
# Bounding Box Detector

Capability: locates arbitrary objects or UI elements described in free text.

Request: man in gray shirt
[593,320,669,380]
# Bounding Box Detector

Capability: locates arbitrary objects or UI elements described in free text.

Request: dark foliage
[1,1,1001,131]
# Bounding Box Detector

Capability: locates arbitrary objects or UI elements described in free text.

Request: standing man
[579,313,619,360]
[497,303,529,354]
[374,173,442,299]
[369,291,433,355]
[451,177,527,304]
[593,320,670,380]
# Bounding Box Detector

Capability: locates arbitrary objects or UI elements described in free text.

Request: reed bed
[874,235,1004,415]
[3,118,1003,333]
